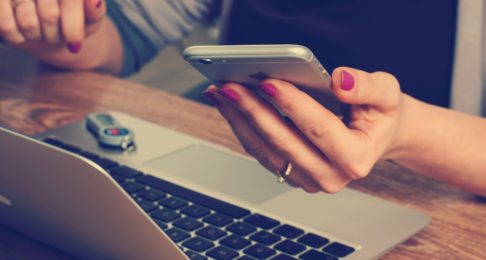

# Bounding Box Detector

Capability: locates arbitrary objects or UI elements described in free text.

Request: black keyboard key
[270,254,296,260]
[300,250,337,260]
[297,233,329,248]
[165,227,190,243]
[182,205,210,218]
[136,175,251,218]
[250,231,281,246]
[110,175,126,183]
[159,196,188,210]
[237,257,256,260]
[186,250,208,260]
[120,182,145,193]
[322,242,355,258]
[154,220,168,230]
[151,208,181,222]
[61,144,82,154]
[173,217,204,231]
[109,165,143,178]
[274,240,305,255]
[236,256,256,260]
[227,222,257,236]
[43,138,64,147]
[137,189,166,202]
[203,213,233,227]
[206,246,239,260]
[136,199,158,213]
[196,226,227,241]
[79,151,100,160]
[220,235,251,250]
[273,225,304,239]
[244,214,280,230]
[182,237,214,252]
[244,244,276,259]
[92,157,118,169]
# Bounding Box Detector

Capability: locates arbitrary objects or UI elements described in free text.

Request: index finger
[59,0,84,48]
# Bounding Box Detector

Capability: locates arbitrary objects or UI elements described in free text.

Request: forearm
[18,18,123,75]
[389,94,486,195]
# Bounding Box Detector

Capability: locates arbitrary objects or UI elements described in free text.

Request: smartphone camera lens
[199,58,213,64]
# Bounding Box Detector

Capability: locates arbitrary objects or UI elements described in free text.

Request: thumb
[84,0,106,23]
[331,67,402,112]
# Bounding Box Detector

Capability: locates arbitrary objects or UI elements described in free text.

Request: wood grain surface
[0,59,485,260]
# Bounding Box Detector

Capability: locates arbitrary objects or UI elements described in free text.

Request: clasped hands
[0,0,105,53]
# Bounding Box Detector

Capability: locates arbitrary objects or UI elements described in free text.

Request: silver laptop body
[0,112,429,259]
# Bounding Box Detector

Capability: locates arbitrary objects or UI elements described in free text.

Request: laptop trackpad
[145,144,291,204]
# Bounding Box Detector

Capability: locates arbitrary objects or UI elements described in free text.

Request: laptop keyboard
[43,138,356,260]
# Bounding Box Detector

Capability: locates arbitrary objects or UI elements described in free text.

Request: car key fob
[86,112,135,150]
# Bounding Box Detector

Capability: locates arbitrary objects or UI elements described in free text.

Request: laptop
[0,111,429,259]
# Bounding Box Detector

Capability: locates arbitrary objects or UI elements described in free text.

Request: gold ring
[277,161,292,184]
[12,0,34,8]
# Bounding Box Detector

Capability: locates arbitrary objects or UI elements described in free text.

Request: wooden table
[1,57,486,260]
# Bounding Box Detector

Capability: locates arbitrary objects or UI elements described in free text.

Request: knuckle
[316,180,342,194]
[372,71,399,84]
[371,71,401,92]
[279,99,297,115]
[18,18,38,31]
[339,161,369,179]
[368,71,402,108]
[302,121,330,140]
[40,9,60,25]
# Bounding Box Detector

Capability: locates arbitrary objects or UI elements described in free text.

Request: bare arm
[390,95,486,196]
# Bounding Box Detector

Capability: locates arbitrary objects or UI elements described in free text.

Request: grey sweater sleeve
[106,0,217,77]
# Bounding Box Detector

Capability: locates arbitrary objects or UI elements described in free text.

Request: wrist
[382,94,423,162]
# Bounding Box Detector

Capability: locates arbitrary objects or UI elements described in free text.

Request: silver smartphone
[183,44,341,113]
[183,44,331,88]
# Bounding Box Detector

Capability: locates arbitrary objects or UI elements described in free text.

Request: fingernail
[203,91,219,106]
[217,88,240,103]
[259,82,277,97]
[96,0,102,8]
[67,42,82,54]
[341,70,355,91]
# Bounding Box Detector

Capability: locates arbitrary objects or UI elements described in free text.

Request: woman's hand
[204,67,405,193]
[0,0,106,53]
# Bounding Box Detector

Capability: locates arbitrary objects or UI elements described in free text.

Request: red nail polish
[96,0,102,8]
[341,70,354,91]
[259,82,277,97]
[67,42,82,54]
[203,91,219,106]
[218,88,240,103]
